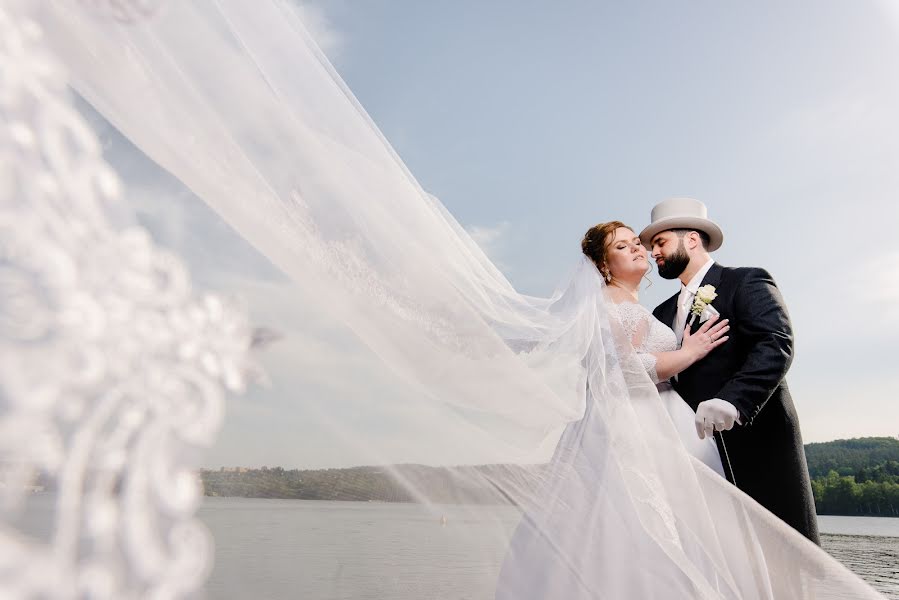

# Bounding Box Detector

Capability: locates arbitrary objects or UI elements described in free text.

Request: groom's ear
[682,231,698,250]
[684,230,708,251]
[687,230,711,251]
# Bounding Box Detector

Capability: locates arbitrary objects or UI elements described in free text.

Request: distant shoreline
[201,495,899,520]
[201,437,899,518]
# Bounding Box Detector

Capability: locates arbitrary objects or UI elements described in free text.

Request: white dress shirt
[674,258,715,347]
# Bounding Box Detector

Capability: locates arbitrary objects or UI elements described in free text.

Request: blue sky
[109,1,899,468]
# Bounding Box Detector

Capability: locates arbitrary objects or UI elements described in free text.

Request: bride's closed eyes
[615,237,641,250]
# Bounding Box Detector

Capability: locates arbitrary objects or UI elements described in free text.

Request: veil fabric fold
[26,1,884,597]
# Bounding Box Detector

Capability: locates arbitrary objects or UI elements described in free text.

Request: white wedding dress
[495,302,734,600]
[617,301,726,478]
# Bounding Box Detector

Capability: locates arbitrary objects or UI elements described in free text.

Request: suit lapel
[689,263,725,334]
[656,293,679,331]
[699,262,724,288]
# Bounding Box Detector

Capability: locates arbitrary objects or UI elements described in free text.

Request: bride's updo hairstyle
[581,221,628,283]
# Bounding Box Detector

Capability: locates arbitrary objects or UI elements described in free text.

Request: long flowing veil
[1,1,885,598]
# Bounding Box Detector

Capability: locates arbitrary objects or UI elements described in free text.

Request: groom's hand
[695,399,742,439]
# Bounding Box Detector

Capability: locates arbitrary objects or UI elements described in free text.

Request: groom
[640,198,819,544]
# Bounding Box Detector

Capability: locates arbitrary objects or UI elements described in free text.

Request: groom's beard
[657,242,690,279]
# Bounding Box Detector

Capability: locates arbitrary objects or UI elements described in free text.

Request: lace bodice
[615,302,677,383]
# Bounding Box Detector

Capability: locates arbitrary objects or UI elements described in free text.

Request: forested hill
[805,437,899,516]
[201,464,543,505]
[805,437,899,478]
[202,437,899,516]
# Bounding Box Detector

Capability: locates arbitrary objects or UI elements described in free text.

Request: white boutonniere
[689,284,719,325]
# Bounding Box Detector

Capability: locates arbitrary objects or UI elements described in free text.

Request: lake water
[199,498,899,599]
[817,515,899,598]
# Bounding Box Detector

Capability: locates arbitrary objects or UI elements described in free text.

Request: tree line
[201,463,541,505]
[806,437,899,516]
[202,437,899,516]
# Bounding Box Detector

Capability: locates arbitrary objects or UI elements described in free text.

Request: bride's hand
[682,315,729,362]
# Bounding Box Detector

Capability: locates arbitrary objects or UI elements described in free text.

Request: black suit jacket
[654,263,820,543]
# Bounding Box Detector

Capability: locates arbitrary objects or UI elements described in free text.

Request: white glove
[695,399,742,439]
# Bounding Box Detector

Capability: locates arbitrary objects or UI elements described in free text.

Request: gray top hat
[639,197,723,252]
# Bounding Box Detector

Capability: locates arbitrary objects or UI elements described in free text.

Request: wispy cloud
[293,1,343,57]
[466,221,511,261]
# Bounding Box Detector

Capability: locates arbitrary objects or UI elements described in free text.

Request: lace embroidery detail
[615,302,677,384]
[638,353,661,384]
[621,466,681,546]
[0,5,253,597]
